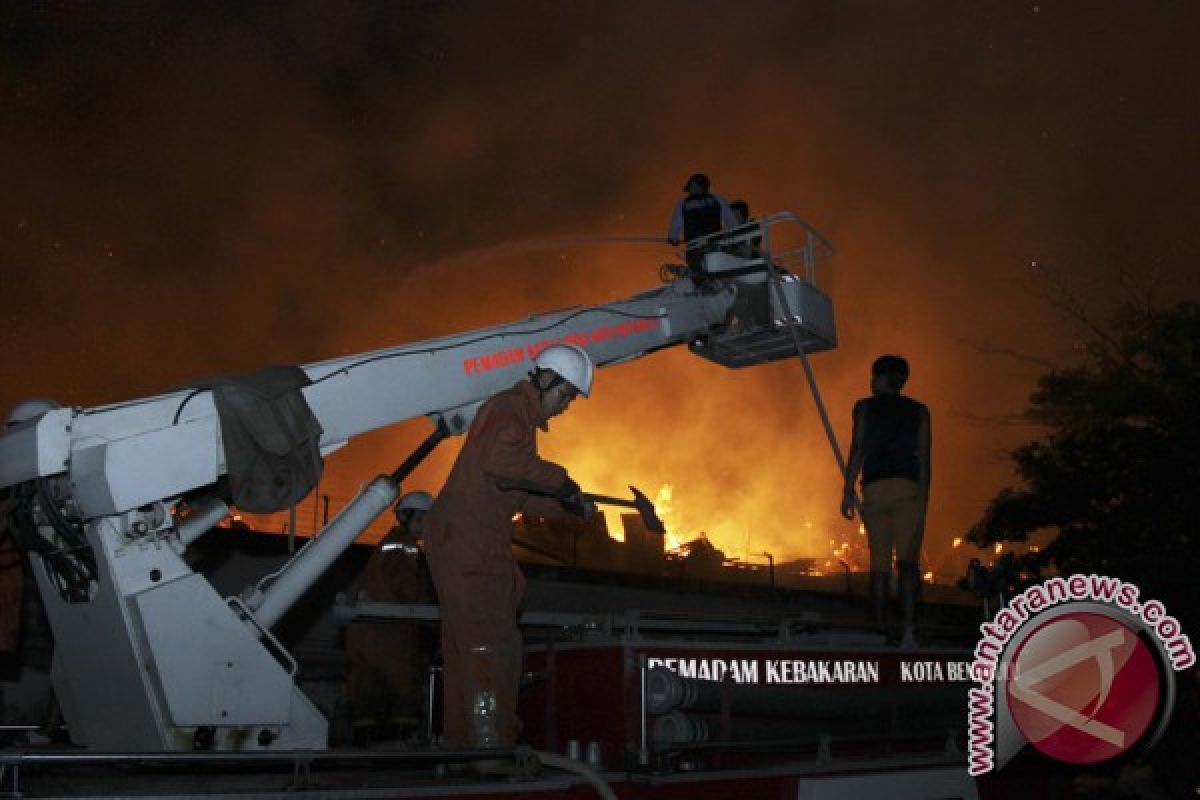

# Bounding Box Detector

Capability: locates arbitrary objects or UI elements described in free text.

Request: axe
[493,477,666,535]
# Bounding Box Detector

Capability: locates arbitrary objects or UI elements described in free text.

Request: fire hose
[765,268,863,516]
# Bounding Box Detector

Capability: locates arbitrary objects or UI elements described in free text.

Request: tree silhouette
[968,301,1200,627]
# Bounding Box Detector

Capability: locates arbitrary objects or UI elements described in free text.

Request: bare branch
[955,337,1056,369]
[1114,269,1160,317]
[1036,267,1135,368]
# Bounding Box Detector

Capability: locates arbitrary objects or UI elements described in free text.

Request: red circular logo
[1006,612,1161,764]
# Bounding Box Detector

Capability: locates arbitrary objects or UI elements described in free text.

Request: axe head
[628,485,667,534]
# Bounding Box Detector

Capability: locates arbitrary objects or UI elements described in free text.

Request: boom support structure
[0,214,836,752]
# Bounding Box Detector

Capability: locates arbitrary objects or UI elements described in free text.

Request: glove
[562,495,597,519]
[555,477,589,518]
[561,494,589,518]
[555,477,582,502]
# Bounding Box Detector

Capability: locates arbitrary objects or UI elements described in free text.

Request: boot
[898,561,921,648]
[868,570,889,638]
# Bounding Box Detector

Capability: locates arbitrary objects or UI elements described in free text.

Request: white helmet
[397,490,434,514]
[6,398,60,428]
[534,344,593,398]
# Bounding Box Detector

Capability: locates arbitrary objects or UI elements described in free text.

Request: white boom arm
[0,214,836,752]
[3,278,729,518]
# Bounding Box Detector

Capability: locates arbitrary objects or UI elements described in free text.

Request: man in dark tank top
[840,355,932,647]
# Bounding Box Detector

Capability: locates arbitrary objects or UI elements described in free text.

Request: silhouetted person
[344,491,436,743]
[841,355,931,647]
[728,199,763,258]
[730,200,750,225]
[667,174,738,271]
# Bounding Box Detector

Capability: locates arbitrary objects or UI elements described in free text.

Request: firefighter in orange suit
[423,344,595,750]
[344,490,436,742]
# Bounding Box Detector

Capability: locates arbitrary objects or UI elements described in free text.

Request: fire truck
[0,215,982,798]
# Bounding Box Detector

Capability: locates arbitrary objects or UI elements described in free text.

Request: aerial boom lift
[0,213,835,752]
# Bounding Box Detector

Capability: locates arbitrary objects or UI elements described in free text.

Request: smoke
[2,3,1198,571]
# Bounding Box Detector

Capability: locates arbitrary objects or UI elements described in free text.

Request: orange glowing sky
[2,3,1198,578]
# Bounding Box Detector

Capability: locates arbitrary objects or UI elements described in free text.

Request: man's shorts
[861,477,925,571]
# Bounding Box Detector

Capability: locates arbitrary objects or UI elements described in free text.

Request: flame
[275,240,893,562]
[923,571,934,583]
[994,542,1003,554]
[952,537,962,548]
[653,484,686,551]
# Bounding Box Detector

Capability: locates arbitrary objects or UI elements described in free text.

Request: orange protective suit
[423,381,573,747]
[344,528,434,733]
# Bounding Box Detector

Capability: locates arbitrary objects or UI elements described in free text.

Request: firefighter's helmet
[534,344,593,398]
[397,490,434,514]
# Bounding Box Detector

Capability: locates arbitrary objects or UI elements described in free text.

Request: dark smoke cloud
[2,2,1197,569]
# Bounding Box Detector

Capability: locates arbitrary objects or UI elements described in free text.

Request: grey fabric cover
[194,366,324,514]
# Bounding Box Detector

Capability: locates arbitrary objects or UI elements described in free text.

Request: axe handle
[583,493,637,509]
[493,476,636,510]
